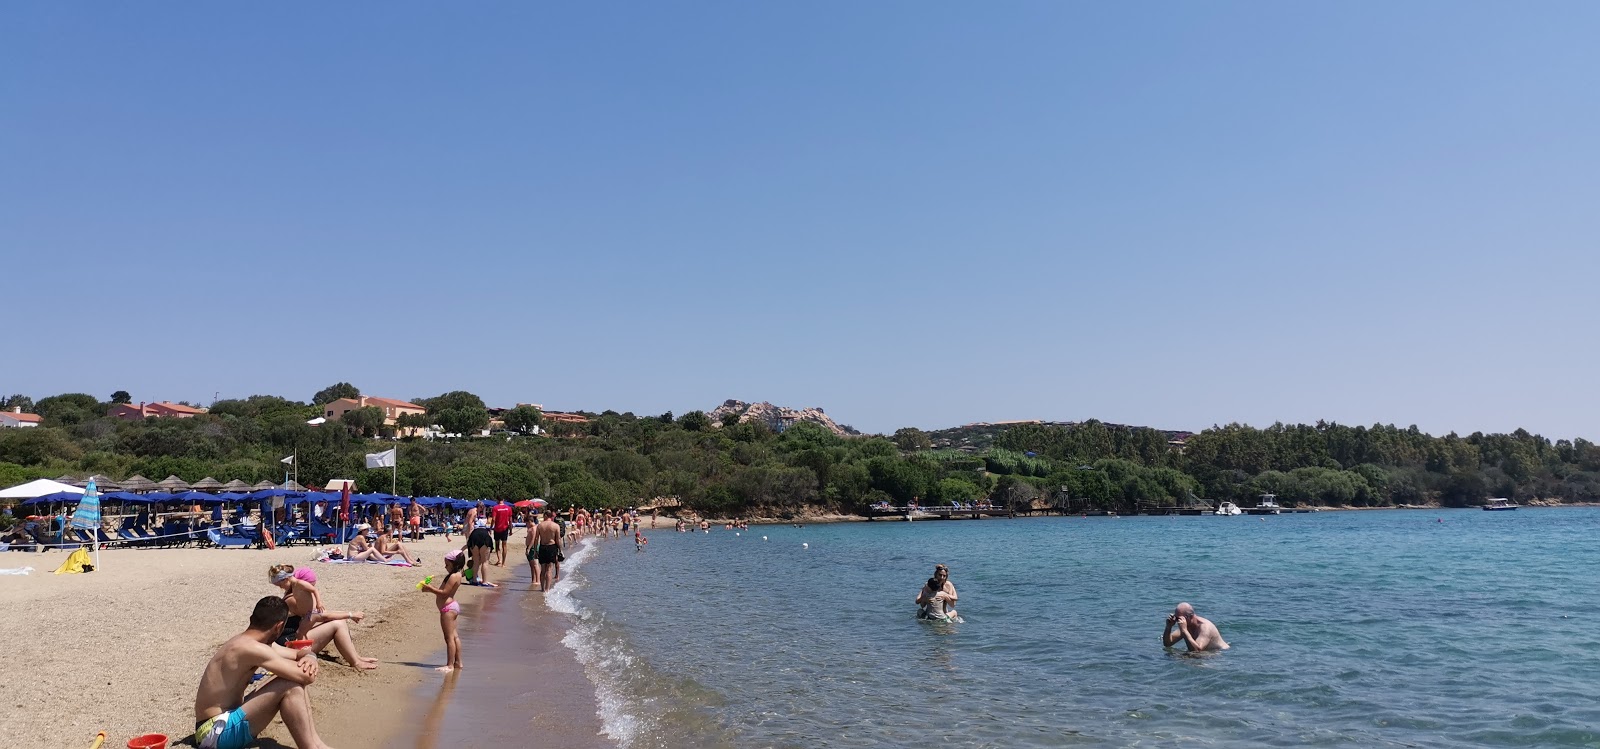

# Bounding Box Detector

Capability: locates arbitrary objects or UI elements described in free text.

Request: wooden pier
[864,506,1015,521]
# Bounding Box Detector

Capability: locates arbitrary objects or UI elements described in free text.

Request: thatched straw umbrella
[121,474,157,492]
[251,480,276,491]
[191,477,224,491]
[157,475,191,492]
[76,475,123,491]
[221,479,253,493]
[284,480,307,491]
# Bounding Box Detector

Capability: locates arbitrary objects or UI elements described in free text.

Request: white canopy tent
[0,478,86,499]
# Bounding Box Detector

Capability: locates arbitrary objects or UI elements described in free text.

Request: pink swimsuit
[441,600,460,615]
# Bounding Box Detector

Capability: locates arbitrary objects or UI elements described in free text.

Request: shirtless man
[193,597,334,749]
[1162,602,1230,651]
[534,511,563,592]
[376,529,420,565]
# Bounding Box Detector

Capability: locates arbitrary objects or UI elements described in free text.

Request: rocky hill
[708,400,858,436]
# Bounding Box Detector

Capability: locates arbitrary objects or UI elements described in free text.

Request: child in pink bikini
[419,549,465,672]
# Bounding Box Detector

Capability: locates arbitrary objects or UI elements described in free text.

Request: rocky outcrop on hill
[708,400,856,436]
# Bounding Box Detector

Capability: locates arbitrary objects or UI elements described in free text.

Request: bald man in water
[1162,602,1229,651]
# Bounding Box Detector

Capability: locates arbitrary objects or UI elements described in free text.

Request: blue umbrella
[20,491,82,506]
[174,491,227,505]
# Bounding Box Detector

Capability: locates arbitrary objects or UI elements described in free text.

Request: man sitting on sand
[194,597,335,749]
[1162,602,1229,651]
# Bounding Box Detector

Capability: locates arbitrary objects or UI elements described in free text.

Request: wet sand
[385,549,612,749]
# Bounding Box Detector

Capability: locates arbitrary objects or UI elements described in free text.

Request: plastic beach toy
[88,732,105,749]
[286,639,314,650]
[416,575,434,590]
[127,734,168,749]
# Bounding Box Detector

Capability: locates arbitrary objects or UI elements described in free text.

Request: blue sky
[4,3,1597,438]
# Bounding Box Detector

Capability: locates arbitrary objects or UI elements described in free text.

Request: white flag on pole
[281,455,295,465]
[365,449,397,469]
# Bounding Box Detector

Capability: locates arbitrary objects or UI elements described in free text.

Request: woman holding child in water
[916,564,959,622]
[419,549,466,672]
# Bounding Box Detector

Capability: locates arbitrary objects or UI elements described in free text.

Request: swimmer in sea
[1162,602,1229,651]
[915,564,958,621]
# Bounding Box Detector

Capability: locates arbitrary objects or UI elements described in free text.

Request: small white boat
[1215,502,1242,516]
[1482,497,1520,511]
[1245,495,1281,515]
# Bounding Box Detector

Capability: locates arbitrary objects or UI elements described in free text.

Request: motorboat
[1215,501,1242,516]
[1245,495,1281,515]
[1482,497,1520,511]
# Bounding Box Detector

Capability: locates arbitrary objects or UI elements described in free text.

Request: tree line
[2,386,1598,516]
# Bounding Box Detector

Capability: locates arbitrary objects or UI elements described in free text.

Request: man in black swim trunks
[533,511,563,592]
[466,524,495,588]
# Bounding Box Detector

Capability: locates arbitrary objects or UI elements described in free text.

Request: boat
[1482,497,1520,511]
[1215,501,1242,516]
[1244,495,1281,515]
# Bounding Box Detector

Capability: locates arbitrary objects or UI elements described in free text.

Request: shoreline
[376,538,612,749]
[0,533,609,749]
[688,501,1600,525]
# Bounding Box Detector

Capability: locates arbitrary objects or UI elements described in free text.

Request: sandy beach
[0,534,559,749]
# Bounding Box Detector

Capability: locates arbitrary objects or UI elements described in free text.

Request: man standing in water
[1162,602,1229,651]
[534,510,563,592]
[194,597,334,749]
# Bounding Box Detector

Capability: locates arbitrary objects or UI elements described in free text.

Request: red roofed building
[109,401,209,420]
[323,396,426,426]
[0,407,43,428]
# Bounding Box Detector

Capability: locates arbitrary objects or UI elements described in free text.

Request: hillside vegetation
[2,388,1597,515]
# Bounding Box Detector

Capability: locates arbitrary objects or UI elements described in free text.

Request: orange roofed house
[109,401,209,420]
[0,407,43,428]
[324,396,426,429]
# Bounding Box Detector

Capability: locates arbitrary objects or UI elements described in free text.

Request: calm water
[550,510,1600,748]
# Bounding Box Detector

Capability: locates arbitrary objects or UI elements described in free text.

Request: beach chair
[206,527,253,549]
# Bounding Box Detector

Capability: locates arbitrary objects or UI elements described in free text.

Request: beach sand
[0,533,579,749]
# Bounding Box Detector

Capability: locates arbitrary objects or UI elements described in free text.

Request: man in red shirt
[491,499,514,567]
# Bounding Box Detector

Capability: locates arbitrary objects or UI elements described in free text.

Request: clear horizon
[6,4,1598,441]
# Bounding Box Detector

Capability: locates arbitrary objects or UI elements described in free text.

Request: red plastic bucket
[127,734,168,749]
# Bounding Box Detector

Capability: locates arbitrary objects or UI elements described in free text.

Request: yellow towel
[54,547,93,574]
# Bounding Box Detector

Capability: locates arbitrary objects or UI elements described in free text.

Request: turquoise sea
[549,509,1600,748]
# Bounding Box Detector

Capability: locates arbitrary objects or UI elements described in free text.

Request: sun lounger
[207,528,254,549]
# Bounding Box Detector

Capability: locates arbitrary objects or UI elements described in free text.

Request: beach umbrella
[19,491,84,506]
[174,491,225,505]
[70,479,103,569]
[513,499,546,509]
[251,480,276,491]
[74,475,122,492]
[120,474,157,492]
[100,491,154,504]
[191,477,224,491]
[283,480,307,492]
[0,478,85,499]
[339,483,351,523]
[156,475,191,492]
[220,479,252,493]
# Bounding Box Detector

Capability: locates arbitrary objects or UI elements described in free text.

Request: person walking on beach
[534,510,563,592]
[420,550,466,672]
[194,597,335,749]
[491,499,514,567]
[916,564,959,621]
[1162,602,1229,651]
[523,510,542,582]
